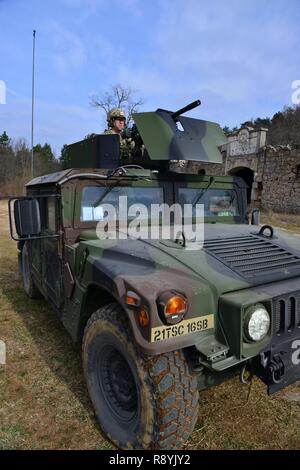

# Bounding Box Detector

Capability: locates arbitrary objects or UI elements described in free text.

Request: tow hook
[267,354,285,384]
[240,362,253,385]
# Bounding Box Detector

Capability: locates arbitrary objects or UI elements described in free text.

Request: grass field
[0,199,300,450]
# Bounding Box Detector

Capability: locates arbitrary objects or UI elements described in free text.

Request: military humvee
[9,101,300,450]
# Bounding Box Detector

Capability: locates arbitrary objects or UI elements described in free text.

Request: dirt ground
[0,199,299,450]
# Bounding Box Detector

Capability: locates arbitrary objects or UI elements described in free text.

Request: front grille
[274,293,300,337]
[204,235,300,279]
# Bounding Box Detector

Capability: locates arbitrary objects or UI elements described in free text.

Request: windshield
[80,186,164,222]
[178,188,240,217]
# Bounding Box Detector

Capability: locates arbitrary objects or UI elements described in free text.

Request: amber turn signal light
[165,296,187,316]
[157,292,188,325]
[126,291,141,307]
[138,308,149,327]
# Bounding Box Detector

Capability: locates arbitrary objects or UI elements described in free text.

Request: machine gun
[166,99,201,121]
[122,100,203,162]
[123,100,202,139]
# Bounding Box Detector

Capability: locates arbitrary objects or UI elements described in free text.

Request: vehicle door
[40,194,62,310]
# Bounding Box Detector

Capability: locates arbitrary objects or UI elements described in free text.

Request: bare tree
[90,84,145,127]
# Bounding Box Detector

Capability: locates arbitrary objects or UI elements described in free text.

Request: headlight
[244,304,270,342]
[157,292,188,325]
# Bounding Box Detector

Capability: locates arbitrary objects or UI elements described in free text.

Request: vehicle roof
[26,168,248,188]
[26,168,107,187]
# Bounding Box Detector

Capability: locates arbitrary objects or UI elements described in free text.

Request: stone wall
[259,148,300,214]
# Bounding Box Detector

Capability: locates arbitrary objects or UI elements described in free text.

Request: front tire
[82,303,199,450]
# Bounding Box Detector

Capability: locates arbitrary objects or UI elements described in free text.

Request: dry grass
[0,199,299,450]
[261,211,300,235]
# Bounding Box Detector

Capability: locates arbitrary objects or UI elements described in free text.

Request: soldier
[210,197,234,216]
[105,108,126,136]
[105,108,134,159]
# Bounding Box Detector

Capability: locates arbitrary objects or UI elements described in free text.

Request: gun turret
[171,100,201,120]
[133,99,227,165]
[65,99,227,171]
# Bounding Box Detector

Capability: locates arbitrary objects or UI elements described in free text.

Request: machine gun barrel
[171,99,201,120]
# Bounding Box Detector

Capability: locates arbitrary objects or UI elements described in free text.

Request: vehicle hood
[80,223,300,296]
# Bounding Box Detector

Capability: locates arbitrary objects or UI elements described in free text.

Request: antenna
[31,30,36,178]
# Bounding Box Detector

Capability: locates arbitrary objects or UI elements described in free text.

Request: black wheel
[82,303,199,450]
[22,242,42,299]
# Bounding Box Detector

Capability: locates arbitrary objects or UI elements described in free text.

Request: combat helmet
[107,107,126,127]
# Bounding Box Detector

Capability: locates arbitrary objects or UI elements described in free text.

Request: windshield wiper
[192,176,214,206]
[92,185,117,208]
[92,173,153,208]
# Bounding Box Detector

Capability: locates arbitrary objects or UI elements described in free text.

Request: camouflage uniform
[104,108,134,159]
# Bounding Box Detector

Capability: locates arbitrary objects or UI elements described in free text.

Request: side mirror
[14,199,41,237]
[251,208,260,225]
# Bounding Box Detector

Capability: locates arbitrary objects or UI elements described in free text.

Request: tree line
[223,104,300,145]
[0,131,59,196]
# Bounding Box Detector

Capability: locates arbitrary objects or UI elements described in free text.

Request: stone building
[173,126,300,214]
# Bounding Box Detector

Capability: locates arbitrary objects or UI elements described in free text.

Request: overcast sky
[0,0,299,155]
